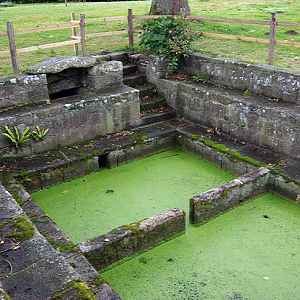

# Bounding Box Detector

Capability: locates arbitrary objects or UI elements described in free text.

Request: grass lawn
[0,0,299,77]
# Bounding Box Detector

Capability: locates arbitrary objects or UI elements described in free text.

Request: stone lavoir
[0,52,299,299]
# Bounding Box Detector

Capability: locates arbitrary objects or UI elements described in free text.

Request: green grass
[0,0,299,77]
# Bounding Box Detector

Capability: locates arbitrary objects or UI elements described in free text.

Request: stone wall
[0,74,48,109]
[190,167,270,226]
[77,208,185,271]
[179,53,300,105]
[144,53,300,162]
[157,79,300,161]
[0,57,140,159]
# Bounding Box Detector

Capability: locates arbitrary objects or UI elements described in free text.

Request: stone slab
[2,252,80,300]
[27,56,97,74]
[190,167,270,226]
[77,208,185,271]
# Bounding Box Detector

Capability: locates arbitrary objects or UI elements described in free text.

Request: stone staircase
[121,55,177,126]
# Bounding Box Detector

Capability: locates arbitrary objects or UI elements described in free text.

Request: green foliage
[0,1,15,7]
[30,125,49,141]
[2,125,49,151]
[2,126,31,150]
[243,89,252,96]
[139,15,200,74]
[192,69,214,83]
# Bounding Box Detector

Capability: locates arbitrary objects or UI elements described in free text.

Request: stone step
[137,84,157,98]
[123,63,138,76]
[123,74,146,87]
[138,108,177,126]
[140,97,167,111]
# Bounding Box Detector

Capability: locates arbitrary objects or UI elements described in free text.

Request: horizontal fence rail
[1,9,300,75]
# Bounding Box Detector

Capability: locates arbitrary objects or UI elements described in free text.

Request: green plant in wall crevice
[2,125,50,152]
[2,126,31,152]
[30,125,49,141]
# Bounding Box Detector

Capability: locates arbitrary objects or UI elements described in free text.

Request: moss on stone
[188,134,266,168]
[51,279,96,300]
[221,189,229,198]
[46,238,79,253]
[123,224,141,234]
[1,216,35,242]
[91,275,107,287]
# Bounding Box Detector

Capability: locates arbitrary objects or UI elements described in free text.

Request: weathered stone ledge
[77,208,186,271]
[157,79,300,162]
[179,53,300,105]
[190,167,270,226]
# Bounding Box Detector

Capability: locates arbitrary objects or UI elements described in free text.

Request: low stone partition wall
[77,208,185,271]
[179,53,300,105]
[190,167,270,226]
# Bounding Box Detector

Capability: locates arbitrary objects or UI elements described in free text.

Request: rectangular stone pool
[32,149,235,244]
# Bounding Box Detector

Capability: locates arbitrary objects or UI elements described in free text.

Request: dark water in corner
[102,193,300,300]
[32,149,235,244]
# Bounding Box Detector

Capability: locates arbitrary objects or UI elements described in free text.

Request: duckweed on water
[32,149,235,244]
[103,193,300,300]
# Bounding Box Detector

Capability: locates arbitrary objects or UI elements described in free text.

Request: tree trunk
[149,0,190,16]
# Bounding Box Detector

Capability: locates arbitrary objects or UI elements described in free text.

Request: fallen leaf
[61,191,68,194]
[285,267,290,269]
[263,276,270,280]
[80,179,87,182]
[12,245,20,250]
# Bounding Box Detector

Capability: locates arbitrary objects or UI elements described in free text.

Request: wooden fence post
[128,9,134,47]
[80,14,87,56]
[7,21,19,75]
[71,12,79,56]
[268,12,276,65]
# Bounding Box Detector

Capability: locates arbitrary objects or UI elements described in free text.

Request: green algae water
[102,193,300,300]
[32,149,235,243]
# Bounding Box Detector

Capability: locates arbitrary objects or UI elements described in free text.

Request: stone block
[77,208,185,271]
[190,167,270,226]
[202,145,222,168]
[63,157,99,182]
[0,74,48,109]
[221,155,248,176]
[87,61,123,90]
[124,141,157,163]
[270,173,300,200]
[0,184,24,220]
[95,282,122,300]
[40,168,64,189]
[2,252,80,300]
[66,253,99,284]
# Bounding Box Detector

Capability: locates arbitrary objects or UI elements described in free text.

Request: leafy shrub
[139,15,200,74]
[0,1,15,6]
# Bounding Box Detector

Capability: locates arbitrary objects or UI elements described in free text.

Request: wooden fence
[1,9,300,75]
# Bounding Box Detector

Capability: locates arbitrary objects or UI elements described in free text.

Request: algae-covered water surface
[32,149,235,243]
[103,193,300,300]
